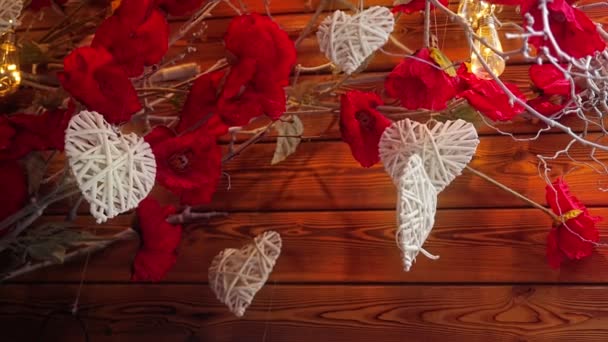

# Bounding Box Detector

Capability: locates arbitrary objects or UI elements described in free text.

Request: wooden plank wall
[3,1,608,341]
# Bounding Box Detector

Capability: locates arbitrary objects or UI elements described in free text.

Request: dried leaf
[271,115,304,165]
[429,47,457,77]
[27,242,66,264]
[23,152,47,195]
[20,40,50,65]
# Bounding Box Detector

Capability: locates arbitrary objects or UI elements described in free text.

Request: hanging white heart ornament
[396,154,438,271]
[379,119,480,192]
[65,111,157,223]
[317,6,395,75]
[209,231,282,317]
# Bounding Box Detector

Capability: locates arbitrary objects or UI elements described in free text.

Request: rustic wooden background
[3,1,608,341]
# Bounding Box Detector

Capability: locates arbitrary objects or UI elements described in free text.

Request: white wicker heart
[0,0,22,34]
[379,118,480,193]
[64,110,156,224]
[396,154,439,271]
[209,231,282,317]
[317,6,394,75]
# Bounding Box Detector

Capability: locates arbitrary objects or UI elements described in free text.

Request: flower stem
[465,165,559,221]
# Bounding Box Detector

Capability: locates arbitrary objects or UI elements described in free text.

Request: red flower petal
[456,64,526,121]
[59,47,141,124]
[178,71,229,136]
[340,90,391,168]
[92,6,169,77]
[146,127,222,205]
[132,197,182,282]
[545,178,602,268]
[525,0,605,58]
[529,64,571,96]
[385,48,457,111]
[218,14,296,125]
[527,96,566,116]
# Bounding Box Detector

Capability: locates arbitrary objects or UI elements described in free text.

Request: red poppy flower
[29,0,68,11]
[529,64,571,96]
[545,178,601,269]
[92,0,169,77]
[523,0,605,59]
[456,64,526,121]
[132,197,182,282]
[218,13,296,126]
[155,0,206,16]
[340,90,391,168]
[0,161,27,223]
[527,96,567,116]
[385,48,457,111]
[392,0,448,14]
[145,126,222,205]
[59,47,142,124]
[0,104,75,160]
[527,64,574,116]
[177,71,229,137]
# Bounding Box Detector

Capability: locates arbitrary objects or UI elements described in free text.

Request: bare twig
[1,229,137,282]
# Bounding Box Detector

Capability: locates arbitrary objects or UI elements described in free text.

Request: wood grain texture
[6,1,608,341]
[2,284,608,342]
[12,208,608,283]
[210,134,608,211]
[41,132,608,214]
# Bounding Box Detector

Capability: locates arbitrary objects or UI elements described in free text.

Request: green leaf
[271,115,304,165]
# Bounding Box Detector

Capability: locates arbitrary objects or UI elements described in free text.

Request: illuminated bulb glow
[470,15,505,79]
[0,30,21,97]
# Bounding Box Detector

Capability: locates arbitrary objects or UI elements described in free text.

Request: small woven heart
[397,154,438,271]
[65,110,156,223]
[379,118,479,192]
[209,231,282,317]
[0,0,22,34]
[317,6,394,75]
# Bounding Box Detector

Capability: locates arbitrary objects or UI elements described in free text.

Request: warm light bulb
[457,0,480,25]
[0,30,21,97]
[470,16,505,79]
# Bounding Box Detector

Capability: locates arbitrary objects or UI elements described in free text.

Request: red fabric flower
[59,47,142,124]
[527,96,567,116]
[156,0,206,16]
[0,161,27,223]
[29,0,68,11]
[529,64,571,96]
[456,64,526,121]
[523,0,605,59]
[132,197,182,282]
[177,71,229,137]
[545,178,601,269]
[218,13,296,126]
[340,90,391,168]
[145,126,222,205]
[392,0,448,14]
[92,0,169,77]
[385,48,457,111]
[527,64,573,116]
[0,104,75,160]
